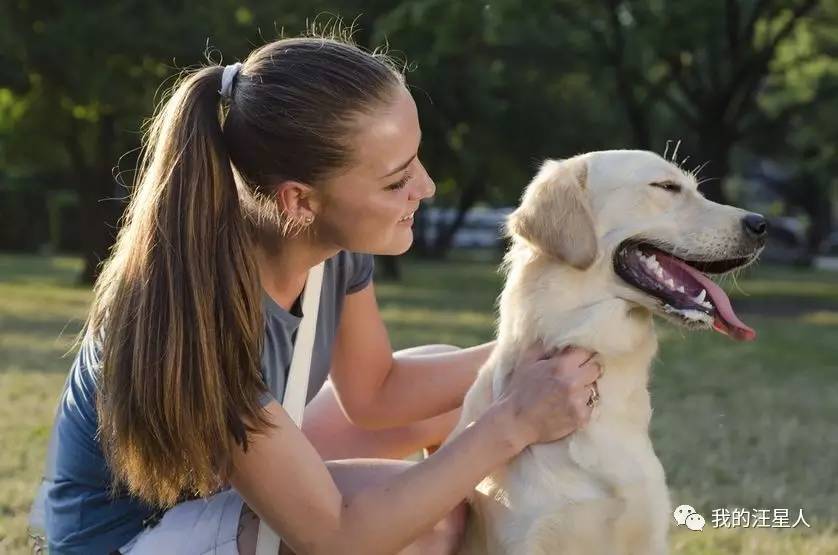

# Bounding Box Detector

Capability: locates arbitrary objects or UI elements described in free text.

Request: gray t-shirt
[260,250,375,404]
[44,251,374,554]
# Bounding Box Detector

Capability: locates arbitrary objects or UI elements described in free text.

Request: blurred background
[0,1,836,553]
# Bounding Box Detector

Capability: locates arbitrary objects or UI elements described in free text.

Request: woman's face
[314,86,435,255]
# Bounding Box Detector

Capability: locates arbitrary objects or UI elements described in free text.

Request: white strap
[256,261,325,555]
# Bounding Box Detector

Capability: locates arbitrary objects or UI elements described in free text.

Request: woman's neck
[256,233,339,311]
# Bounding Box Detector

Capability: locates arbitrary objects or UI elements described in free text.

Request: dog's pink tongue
[672,259,756,341]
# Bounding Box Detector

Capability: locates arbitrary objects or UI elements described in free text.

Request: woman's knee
[237,504,298,555]
[394,344,461,358]
[438,501,469,553]
[238,501,468,555]
[236,504,260,555]
[402,500,468,555]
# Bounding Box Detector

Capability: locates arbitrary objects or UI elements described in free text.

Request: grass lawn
[1,252,837,553]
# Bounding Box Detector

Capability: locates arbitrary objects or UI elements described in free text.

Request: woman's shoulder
[332,250,374,295]
[68,334,103,394]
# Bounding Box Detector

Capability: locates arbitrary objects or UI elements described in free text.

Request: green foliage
[0,1,835,263]
[1,253,837,552]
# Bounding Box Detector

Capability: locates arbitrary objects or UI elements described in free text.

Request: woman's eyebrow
[380,153,417,179]
[379,131,423,178]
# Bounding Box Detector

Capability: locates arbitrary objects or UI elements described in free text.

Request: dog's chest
[499,405,660,500]
[474,421,669,554]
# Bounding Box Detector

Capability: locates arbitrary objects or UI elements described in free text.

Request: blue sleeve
[257,389,274,407]
[345,252,375,294]
[54,341,108,487]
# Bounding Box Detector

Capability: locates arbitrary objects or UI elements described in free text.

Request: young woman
[44,36,602,555]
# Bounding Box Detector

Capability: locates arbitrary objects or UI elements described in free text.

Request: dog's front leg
[611,480,670,555]
[629,476,672,555]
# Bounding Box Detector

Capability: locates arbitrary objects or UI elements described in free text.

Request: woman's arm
[232,341,601,555]
[230,397,523,555]
[329,282,495,429]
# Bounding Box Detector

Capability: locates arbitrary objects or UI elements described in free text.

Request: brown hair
[90,37,402,507]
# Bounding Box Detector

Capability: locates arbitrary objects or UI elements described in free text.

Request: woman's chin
[375,228,414,256]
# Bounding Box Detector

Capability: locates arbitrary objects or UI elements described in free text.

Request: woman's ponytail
[92,65,268,506]
[90,35,404,508]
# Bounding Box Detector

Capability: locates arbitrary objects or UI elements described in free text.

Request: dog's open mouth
[614,241,757,341]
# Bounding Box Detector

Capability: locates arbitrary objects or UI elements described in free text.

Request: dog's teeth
[702,300,713,309]
[677,285,685,293]
[665,278,675,289]
[695,289,706,303]
[655,267,664,279]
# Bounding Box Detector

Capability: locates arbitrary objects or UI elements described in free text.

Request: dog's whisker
[729,269,750,297]
[696,176,721,187]
[692,160,711,178]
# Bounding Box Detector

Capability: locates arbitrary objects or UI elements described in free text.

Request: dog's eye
[649,181,682,193]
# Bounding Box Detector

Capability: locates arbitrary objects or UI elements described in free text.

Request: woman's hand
[496,342,602,446]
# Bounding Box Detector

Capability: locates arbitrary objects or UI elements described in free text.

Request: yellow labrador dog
[452,150,766,555]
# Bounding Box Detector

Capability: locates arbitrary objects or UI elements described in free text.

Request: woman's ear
[506,156,598,269]
[275,181,320,221]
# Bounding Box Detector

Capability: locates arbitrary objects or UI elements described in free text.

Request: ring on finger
[586,382,600,407]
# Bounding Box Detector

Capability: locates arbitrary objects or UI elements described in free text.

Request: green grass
[1,252,837,553]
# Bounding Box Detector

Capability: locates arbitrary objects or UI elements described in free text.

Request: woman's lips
[398,210,415,224]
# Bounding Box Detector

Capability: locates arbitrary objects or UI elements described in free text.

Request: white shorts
[119,489,244,554]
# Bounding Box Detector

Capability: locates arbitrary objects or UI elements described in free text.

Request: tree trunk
[693,126,734,205]
[79,188,121,284]
[376,256,402,281]
[614,72,652,149]
[806,193,832,255]
[78,113,123,284]
[410,204,432,257]
[791,171,833,256]
[430,173,486,258]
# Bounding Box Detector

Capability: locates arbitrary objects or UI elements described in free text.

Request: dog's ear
[507,156,597,269]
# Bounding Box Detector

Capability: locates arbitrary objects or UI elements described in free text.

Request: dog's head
[507,150,767,341]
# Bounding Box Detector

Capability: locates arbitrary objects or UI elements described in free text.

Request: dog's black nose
[742,213,768,238]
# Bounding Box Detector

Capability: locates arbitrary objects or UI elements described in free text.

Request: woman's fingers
[516,340,548,366]
[556,346,597,368]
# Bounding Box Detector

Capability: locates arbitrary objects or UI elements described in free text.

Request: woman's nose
[410,161,435,200]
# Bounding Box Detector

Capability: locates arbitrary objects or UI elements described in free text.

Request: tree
[370,0,627,256]
[1,1,833,271]
[0,1,329,282]
[748,0,838,253]
[555,0,826,203]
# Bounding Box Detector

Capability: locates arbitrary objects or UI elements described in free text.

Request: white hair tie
[219,62,242,101]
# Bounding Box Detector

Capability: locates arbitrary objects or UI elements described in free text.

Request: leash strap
[255,261,325,555]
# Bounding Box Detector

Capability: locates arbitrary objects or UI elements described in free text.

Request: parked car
[823,231,838,256]
[422,206,514,249]
[760,216,809,264]
[814,231,838,271]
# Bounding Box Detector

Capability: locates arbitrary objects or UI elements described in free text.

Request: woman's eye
[387,173,411,191]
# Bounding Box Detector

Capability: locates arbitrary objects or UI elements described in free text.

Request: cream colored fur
[451,150,760,555]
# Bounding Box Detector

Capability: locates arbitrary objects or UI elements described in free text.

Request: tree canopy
[0,0,834,279]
